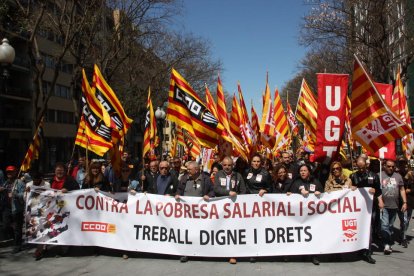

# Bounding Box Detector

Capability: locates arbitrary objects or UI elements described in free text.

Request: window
[55,84,71,99]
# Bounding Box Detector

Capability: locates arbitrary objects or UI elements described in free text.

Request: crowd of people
[0,150,413,265]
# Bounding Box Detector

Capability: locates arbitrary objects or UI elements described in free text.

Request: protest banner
[26,188,373,257]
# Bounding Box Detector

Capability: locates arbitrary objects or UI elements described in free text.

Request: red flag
[314,74,348,161]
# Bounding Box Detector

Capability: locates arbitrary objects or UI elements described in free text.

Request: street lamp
[0,38,15,80]
[0,38,15,117]
[154,106,166,159]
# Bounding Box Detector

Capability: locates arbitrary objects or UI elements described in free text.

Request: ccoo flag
[351,56,413,153]
[167,69,223,149]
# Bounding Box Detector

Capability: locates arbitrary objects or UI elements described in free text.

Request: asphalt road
[1,226,413,276]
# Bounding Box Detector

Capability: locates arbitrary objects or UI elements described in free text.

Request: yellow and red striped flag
[392,66,414,158]
[351,56,413,153]
[229,94,243,142]
[167,69,223,149]
[295,78,317,151]
[176,126,201,159]
[251,102,260,140]
[272,87,289,148]
[75,69,113,156]
[216,76,230,130]
[143,87,157,159]
[20,117,44,172]
[170,135,178,158]
[205,84,219,119]
[238,83,256,147]
[93,65,133,139]
[260,79,276,148]
[286,98,299,136]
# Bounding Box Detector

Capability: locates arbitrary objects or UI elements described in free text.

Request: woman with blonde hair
[84,161,111,192]
[325,161,354,193]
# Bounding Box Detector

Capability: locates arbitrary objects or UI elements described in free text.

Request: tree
[300,0,414,83]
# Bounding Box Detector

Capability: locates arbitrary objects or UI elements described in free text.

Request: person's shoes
[229,258,237,264]
[311,256,320,265]
[122,254,128,260]
[401,239,408,248]
[249,257,256,263]
[34,249,44,261]
[11,247,21,254]
[180,256,188,263]
[362,254,376,264]
[384,244,392,255]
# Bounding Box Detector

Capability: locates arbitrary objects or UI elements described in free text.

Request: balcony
[0,118,31,130]
[0,87,32,100]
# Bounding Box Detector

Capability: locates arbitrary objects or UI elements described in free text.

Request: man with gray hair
[175,161,214,263]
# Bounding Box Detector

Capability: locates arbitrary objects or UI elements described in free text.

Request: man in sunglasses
[379,159,407,255]
[152,161,178,195]
[350,157,383,264]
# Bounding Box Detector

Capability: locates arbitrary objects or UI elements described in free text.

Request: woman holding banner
[291,164,323,265]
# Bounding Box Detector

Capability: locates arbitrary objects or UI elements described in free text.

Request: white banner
[26,188,373,257]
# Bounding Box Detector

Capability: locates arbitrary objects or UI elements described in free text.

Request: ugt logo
[342,219,357,239]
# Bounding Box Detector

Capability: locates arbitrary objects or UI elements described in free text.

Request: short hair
[54,162,66,170]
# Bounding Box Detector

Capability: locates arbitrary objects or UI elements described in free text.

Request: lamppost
[154,106,166,159]
[0,38,15,116]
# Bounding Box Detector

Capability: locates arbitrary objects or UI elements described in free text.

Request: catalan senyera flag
[75,70,113,156]
[170,135,178,158]
[20,117,44,172]
[238,83,256,147]
[251,103,260,140]
[351,56,413,153]
[167,69,223,149]
[143,87,157,159]
[392,66,414,158]
[272,88,289,147]
[260,79,276,148]
[230,94,244,143]
[93,65,133,139]
[216,75,230,131]
[296,78,318,151]
[205,84,219,119]
[287,98,299,136]
[183,129,202,159]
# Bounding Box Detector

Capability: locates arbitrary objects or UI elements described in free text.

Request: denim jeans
[398,208,413,241]
[380,208,398,246]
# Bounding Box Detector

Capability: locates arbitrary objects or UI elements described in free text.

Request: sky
[178,0,311,117]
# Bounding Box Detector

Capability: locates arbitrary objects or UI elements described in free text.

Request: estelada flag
[20,117,44,172]
[93,65,133,138]
[351,56,413,153]
[167,69,223,149]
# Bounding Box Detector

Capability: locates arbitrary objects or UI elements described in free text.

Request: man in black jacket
[141,160,159,193]
[213,156,245,264]
[350,157,383,264]
[214,157,246,197]
[152,161,178,195]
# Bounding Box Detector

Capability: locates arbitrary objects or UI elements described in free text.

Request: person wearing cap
[0,166,26,253]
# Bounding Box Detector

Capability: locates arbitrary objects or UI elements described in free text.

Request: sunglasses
[331,167,341,171]
[159,167,169,170]
[386,165,395,168]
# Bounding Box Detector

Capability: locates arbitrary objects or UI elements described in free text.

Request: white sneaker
[384,244,392,255]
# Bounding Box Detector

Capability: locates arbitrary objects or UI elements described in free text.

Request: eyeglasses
[332,167,341,171]
[159,167,169,170]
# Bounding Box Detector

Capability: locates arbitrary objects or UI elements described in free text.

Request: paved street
[1,224,413,276]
